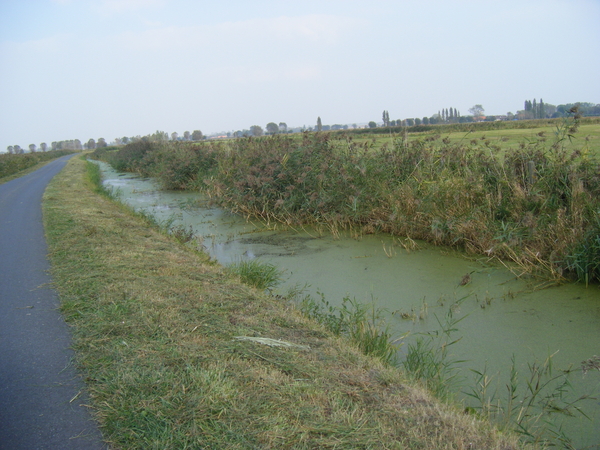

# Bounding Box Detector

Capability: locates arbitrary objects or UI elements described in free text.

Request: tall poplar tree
[382,110,390,126]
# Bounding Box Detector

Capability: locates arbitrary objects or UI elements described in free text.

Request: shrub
[0,150,76,179]
[98,116,600,283]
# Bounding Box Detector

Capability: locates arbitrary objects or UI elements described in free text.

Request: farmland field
[347,122,600,155]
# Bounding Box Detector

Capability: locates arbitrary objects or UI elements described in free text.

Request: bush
[0,150,77,179]
[98,116,600,283]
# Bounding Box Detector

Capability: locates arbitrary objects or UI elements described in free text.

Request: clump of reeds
[96,139,220,190]
[228,259,283,291]
[465,352,595,448]
[402,299,468,400]
[94,112,600,283]
[299,293,401,365]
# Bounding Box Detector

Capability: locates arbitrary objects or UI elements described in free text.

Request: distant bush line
[0,150,77,180]
[91,115,600,284]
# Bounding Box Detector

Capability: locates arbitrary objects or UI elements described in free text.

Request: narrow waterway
[98,162,600,448]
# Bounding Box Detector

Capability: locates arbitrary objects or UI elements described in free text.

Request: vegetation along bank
[41,156,530,449]
[0,149,77,182]
[92,114,600,285]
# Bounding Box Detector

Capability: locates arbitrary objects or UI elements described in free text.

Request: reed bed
[93,114,600,284]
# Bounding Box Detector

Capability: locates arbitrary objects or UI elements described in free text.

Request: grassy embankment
[93,115,600,285]
[0,149,77,184]
[43,156,529,449]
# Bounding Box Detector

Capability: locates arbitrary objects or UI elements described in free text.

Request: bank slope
[43,156,532,449]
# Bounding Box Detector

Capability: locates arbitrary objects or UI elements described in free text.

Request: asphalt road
[0,156,107,449]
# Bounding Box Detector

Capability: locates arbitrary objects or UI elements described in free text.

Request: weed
[169,224,196,244]
[299,293,402,366]
[465,353,597,448]
[228,259,283,291]
[402,298,469,400]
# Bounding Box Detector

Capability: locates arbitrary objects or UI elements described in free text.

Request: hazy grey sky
[1,0,599,151]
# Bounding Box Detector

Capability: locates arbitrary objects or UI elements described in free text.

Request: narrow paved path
[0,156,107,449]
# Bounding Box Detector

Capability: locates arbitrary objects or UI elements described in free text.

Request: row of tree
[8,100,599,154]
[6,128,207,154]
[6,140,94,154]
[364,106,480,130]
[516,100,599,120]
[121,130,204,144]
[6,144,47,154]
[366,100,598,131]
[96,100,599,144]
[523,99,547,119]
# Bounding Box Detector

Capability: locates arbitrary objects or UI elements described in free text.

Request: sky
[1,0,599,151]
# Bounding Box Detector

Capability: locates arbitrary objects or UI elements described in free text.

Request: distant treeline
[340,116,600,137]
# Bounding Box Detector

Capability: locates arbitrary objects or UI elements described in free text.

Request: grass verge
[43,157,532,449]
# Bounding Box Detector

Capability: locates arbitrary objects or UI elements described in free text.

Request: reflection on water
[99,162,600,448]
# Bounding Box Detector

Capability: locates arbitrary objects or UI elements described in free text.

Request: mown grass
[0,149,77,184]
[42,156,532,449]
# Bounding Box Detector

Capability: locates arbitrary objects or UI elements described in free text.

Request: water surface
[100,162,600,448]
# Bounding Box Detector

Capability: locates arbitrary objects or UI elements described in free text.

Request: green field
[349,122,600,156]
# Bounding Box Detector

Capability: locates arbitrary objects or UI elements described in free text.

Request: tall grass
[91,113,600,283]
[465,353,594,449]
[228,259,283,291]
[85,160,119,199]
[299,293,401,366]
[402,299,468,400]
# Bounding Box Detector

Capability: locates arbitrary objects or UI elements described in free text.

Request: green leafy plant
[228,259,283,291]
